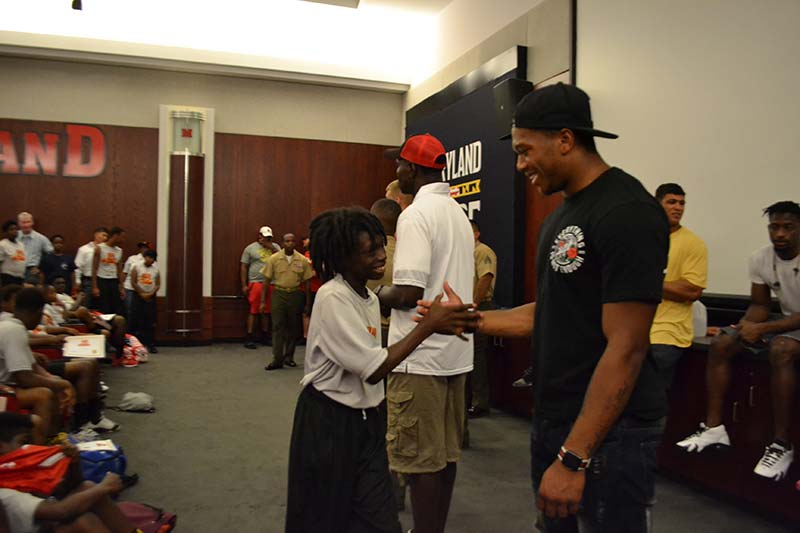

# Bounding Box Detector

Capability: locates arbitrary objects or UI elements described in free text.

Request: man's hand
[54,334,68,345]
[33,352,49,366]
[60,443,80,460]
[99,472,125,495]
[119,288,126,300]
[414,282,482,338]
[92,286,100,298]
[242,285,249,295]
[304,305,311,316]
[57,382,76,413]
[62,328,79,336]
[734,320,765,345]
[537,461,585,519]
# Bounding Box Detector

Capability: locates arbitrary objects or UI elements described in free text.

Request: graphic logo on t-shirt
[12,250,25,262]
[550,225,586,274]
[101,252,117,265]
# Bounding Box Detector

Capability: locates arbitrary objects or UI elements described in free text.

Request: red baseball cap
[384,133,447,170]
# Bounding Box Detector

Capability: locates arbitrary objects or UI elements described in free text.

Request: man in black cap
[421,83,669,531]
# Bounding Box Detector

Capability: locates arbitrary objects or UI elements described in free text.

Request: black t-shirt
[39,253,76,293]
[531,167,670,422]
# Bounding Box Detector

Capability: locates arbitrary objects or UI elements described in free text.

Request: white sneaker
[100,381,110,393]
[71,427,100,441]
[82,416,120,433]
[676,423,730,452]
[753,442,794,481]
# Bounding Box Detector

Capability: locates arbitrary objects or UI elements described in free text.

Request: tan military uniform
[470,240,497,413]
[263,250,313,366]
[473,241,497,303]
[366,235,396,342]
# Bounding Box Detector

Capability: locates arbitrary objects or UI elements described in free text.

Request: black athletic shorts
[285,385,401,533]
[45,360,67,378]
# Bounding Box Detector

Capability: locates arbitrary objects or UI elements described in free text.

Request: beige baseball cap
[259,226,273,238]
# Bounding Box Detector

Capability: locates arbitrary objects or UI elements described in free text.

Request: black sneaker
[265,362,283,371]
[244,342,258,350]
[285,360,297,368]
[148,346,158,354]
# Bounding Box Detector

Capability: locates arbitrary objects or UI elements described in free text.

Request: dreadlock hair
[309,207,386,283]
[763,201,800,219]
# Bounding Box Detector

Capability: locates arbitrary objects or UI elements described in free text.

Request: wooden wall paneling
[523,180,563,303]
[212,133,395,340]
[0,119,158,259]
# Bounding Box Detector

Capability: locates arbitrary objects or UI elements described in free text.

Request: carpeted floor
[102,345,795,532]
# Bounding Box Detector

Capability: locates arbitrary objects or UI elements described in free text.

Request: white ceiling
[361,0,454,13]
[0,0,454,89]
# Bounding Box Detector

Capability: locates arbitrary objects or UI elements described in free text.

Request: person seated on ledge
[0,288,118,436]
[0,413,136,533]
[677,200,800,481]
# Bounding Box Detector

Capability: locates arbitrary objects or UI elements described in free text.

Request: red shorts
[247,282,273,314]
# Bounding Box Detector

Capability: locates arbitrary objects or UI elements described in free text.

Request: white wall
[0,57,404,145]
[577,0,800,294]
[406,0,570,110]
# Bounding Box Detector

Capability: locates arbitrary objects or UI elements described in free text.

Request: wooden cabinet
[658,346,800,524]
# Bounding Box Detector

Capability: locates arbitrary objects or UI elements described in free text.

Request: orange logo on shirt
[140,273,153,285]
[12,250,25,262]
[367,327,377,337]
[101,253,117,265]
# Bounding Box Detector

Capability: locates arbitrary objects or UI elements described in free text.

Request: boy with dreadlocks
[285,207,477,533]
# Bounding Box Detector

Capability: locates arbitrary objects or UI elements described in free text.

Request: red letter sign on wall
[0,131,21,174]
[22,133,59,176]
[62,124,106,178]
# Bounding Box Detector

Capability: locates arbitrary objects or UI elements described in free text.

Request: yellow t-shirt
[650,227,708,347]
[474,241,497,302]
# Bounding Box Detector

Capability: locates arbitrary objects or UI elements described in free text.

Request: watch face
[561,451,582,471]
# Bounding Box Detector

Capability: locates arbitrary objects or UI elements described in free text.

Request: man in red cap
[377,133,475,533]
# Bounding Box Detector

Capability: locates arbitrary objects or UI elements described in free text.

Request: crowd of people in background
[0,213,165,531]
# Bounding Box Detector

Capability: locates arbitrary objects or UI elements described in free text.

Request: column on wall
[157,106,215,344]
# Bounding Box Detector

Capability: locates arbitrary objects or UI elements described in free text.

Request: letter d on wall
[63,124,106,178]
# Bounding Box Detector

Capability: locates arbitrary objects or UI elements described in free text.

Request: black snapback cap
[511,82,618,139]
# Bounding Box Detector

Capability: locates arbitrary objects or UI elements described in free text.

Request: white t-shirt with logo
[123,253,144,290]
[131,263,160,294]
[96,243,122,279]
[301,275,387,409]
[749,245,800,316]
[0,239,26,278]
[388,182,475,376]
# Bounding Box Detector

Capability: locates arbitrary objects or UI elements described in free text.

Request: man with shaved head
[385,180,413,212]
[262,233,313,370]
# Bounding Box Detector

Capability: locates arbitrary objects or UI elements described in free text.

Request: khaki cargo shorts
[385,372,467,474]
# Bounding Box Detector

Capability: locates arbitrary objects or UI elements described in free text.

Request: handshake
[413,282,483,340]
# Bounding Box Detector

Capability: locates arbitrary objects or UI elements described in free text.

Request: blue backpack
[67,435,127,483]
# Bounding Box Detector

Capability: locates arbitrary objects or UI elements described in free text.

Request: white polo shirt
[388,182,475,376]
[301,275,387,409]
[75,241,96,277]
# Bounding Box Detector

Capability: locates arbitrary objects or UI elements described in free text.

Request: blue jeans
[531,415,665,533]
[650,344,686,392]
